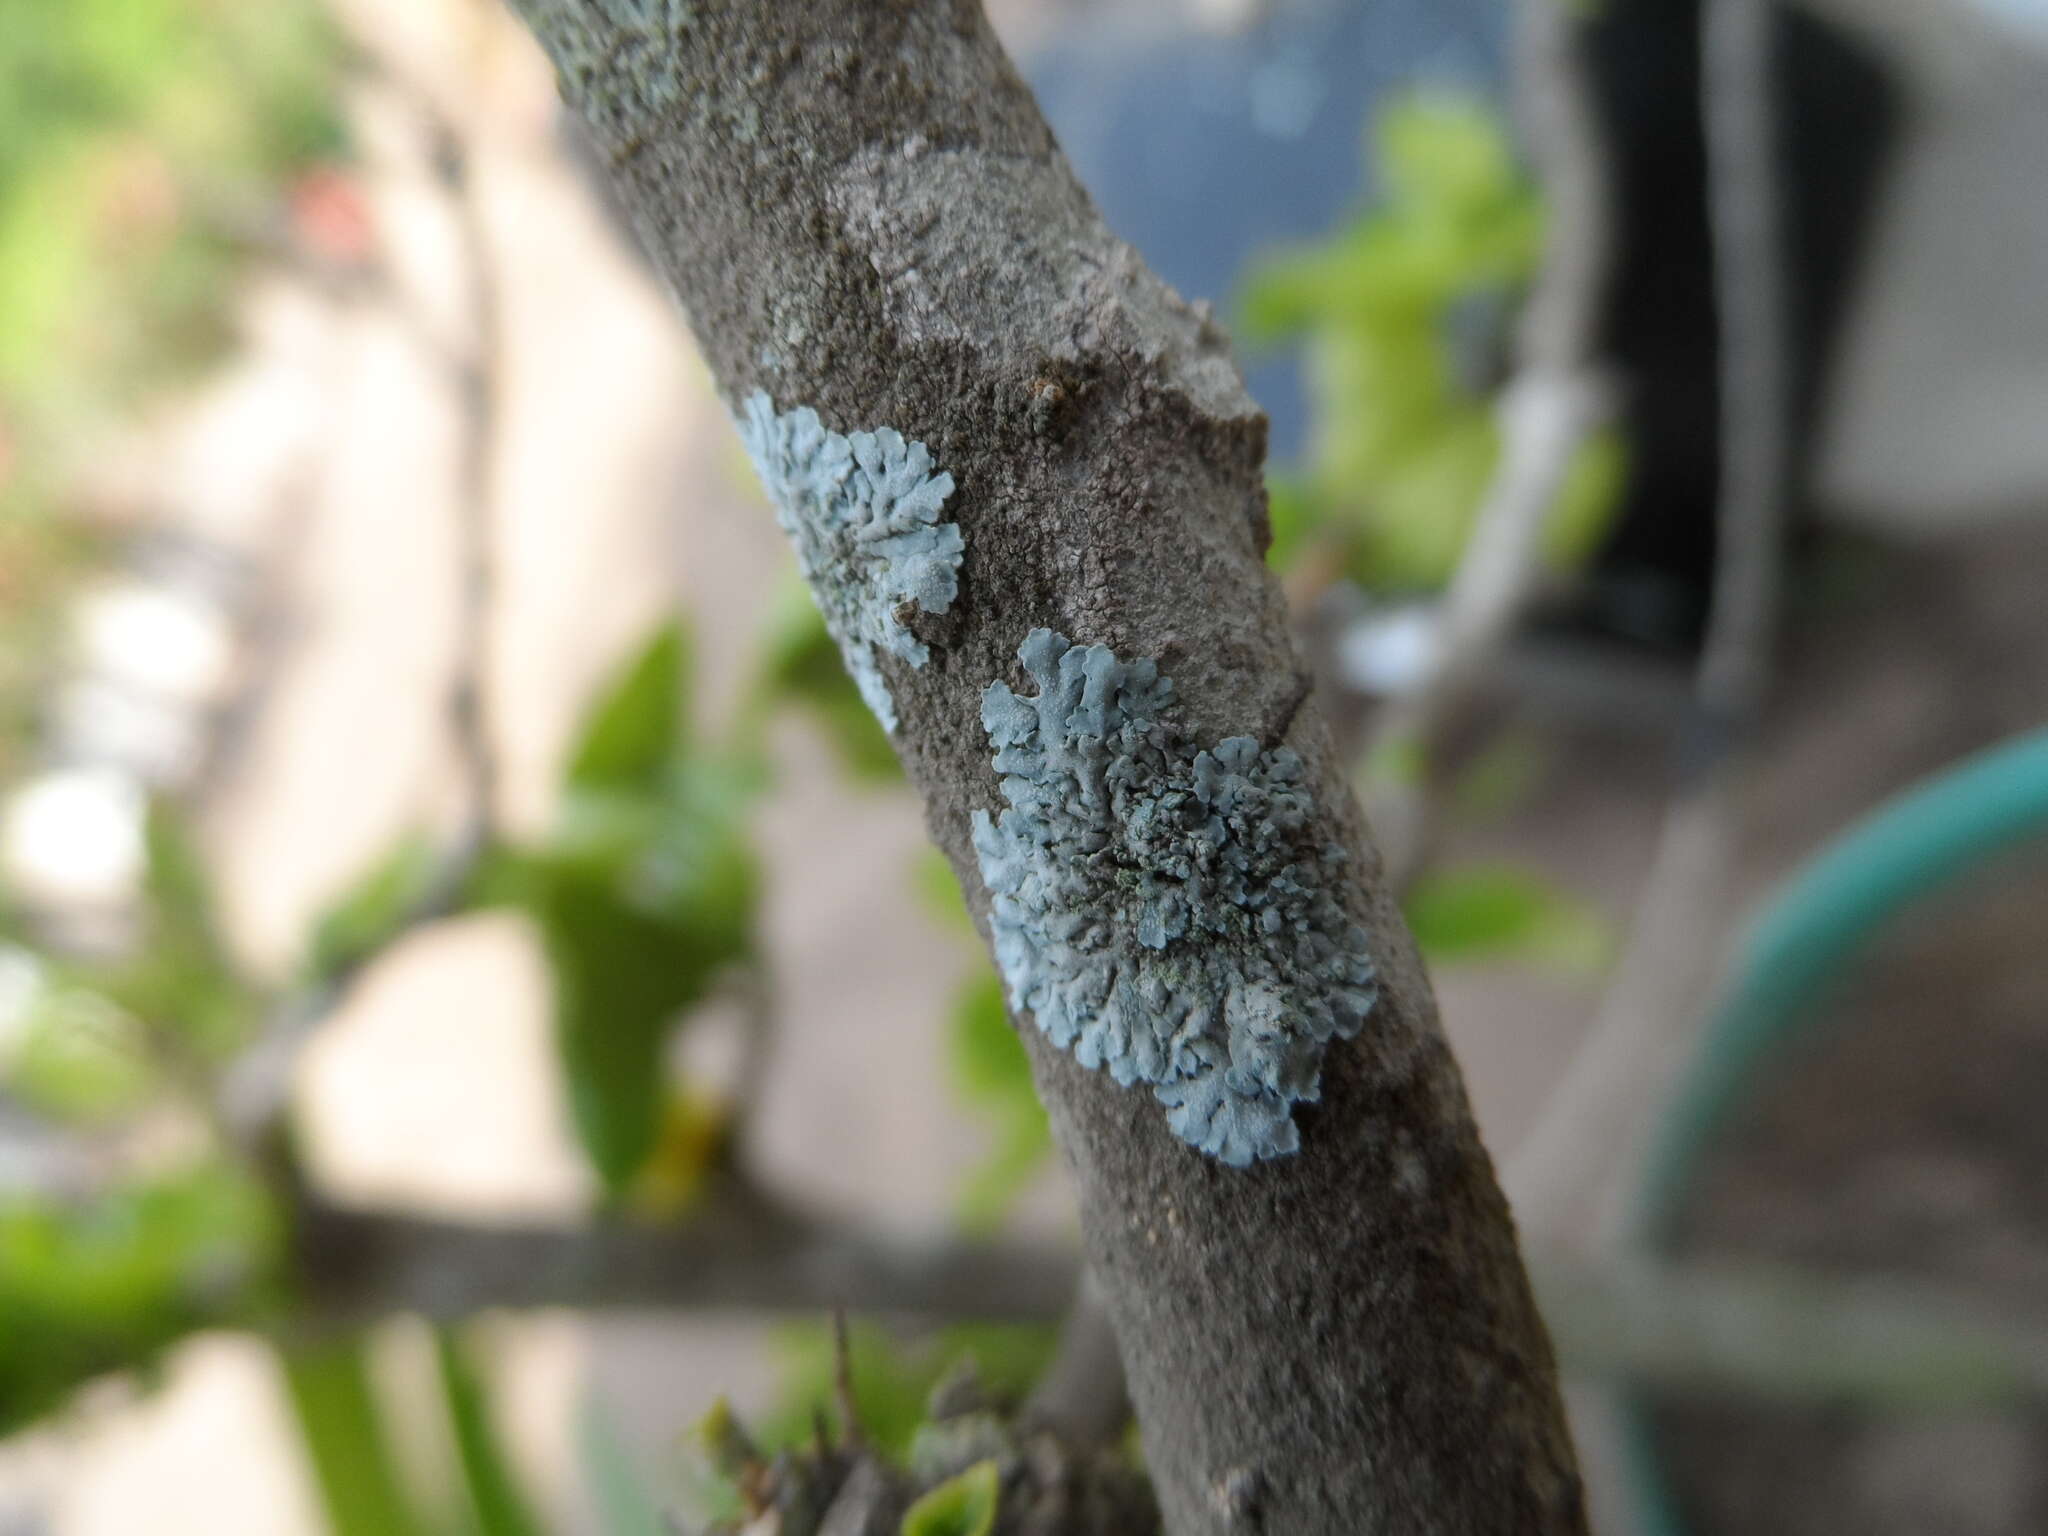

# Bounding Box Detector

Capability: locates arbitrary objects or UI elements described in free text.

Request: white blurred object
[1190,0,1269,34]
[1338,603,1443,697]
[1786,0,2048,529]
[74,581,236,707]
[1814,49,2048,529]
[0,768,148,910]
[0,945,43,1063]
[50,679,207,787]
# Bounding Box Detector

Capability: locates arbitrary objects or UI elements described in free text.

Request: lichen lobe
[737,391,963,732]
[972,630,1377,1166]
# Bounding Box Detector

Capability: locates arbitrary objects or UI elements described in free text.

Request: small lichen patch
[518,0,696,132]
[737,391,963,732]
[972,630,1377,1166]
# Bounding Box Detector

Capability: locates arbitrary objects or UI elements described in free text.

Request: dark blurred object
[1575,0,1898,654]
[1650,835,2048,1536]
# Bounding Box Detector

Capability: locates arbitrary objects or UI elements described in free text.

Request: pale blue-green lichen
[972,630,1377,1166]
[737,391,963,732]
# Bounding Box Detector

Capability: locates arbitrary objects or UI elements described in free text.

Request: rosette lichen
[738,391,964,732]
[972,629,1377,1166]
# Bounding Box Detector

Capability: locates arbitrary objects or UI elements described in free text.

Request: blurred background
[1,0,2045,1531]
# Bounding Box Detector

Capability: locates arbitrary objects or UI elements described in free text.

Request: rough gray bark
[502,2,1584,1530]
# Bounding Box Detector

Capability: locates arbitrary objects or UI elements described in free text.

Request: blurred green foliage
[900,1459,1000,1536]
[281,1339,437,1536]
[0,0,342,417]
[1242,93,1625,589]
[947,973,1052,1233]
[915,850,1054,1231]
[4,802,256,1122]
[748,579,902,783]
[760,1321,1056,1462]
[0,0,343,773]
[436,1327,549,1536]
[307,832,441,985]
[488,621,761,1196]
[1404,860,1612,976]
[0,1163,276,1435]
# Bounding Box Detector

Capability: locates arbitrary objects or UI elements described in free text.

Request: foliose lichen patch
[737,391,964,732]
[972,629,1377,1166]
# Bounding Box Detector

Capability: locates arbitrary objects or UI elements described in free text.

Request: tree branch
[289,1189,2048,1420]
[219,77,509,1159]
[501,3,1583,1530]
[428,105,508,850]
[1021,1270,1130,1447]
[1364,0,1616,889]
[1532,1254,2048,1410]
[290,1186,1073,1325]
[1506,0,1790,1250]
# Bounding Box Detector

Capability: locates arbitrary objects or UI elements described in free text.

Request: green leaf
[1360,730,1429,791]
[567,620,688,793]
[1541,426,1629,574]
[0,1164,276,1435]
[949,973,1027,1103]
[761,1323,1053,1462]
[901,1460,999,1536]
[947,973,1051,1233]
[1448,733,1548,823]
[1403,862,1614,975]
[1360,411,1500,590]
[2,979,153,1121]
[100,802,257,1059]
[307,832,439,983]
[536,846,750,1193]
[530,622,760,1193]
[915,855,1048,1231]
[141,801,214,935]
[1236,90,1576,601]
[1260,472,1324,574]
[280,1338,434,1536]
[535,764,758,1193]
[435,1327,545,1536]
[1377,94,1521,219]
[748,581,901,782]
[913,849,975,937]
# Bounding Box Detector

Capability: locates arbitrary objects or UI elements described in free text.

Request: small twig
[1504,786,1738,1243]
[1361,0,1616,890]
[1693,0,1789,736]
[1022,1269,1131,1446]
[218,80,511,1163]
[216,844,484,1152]
[427,108,507,849]
[1507,0,1790,1250]
[832,1307,867,1451]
